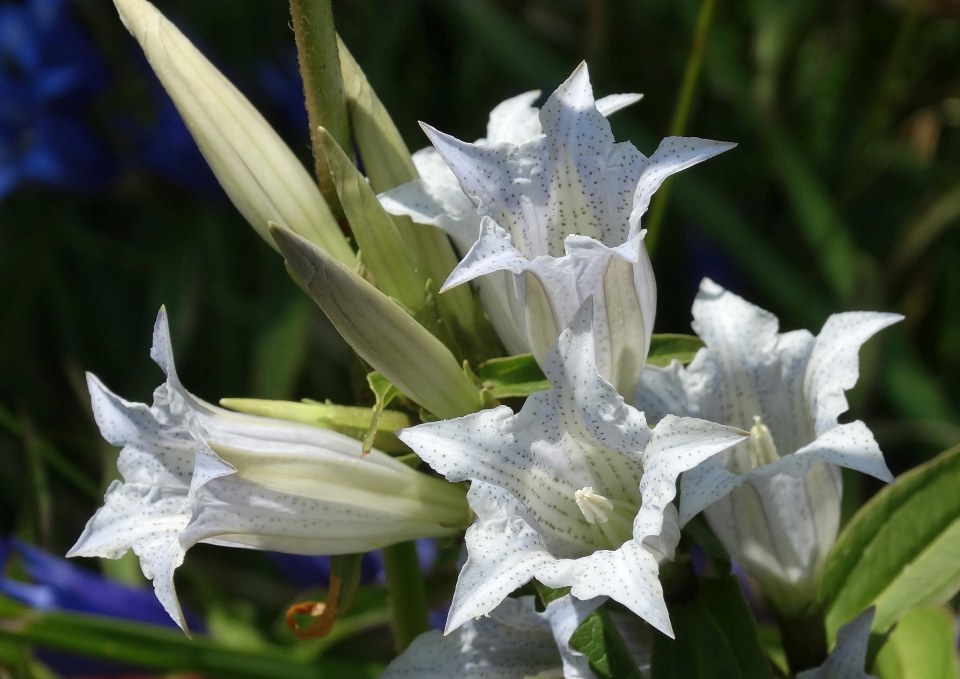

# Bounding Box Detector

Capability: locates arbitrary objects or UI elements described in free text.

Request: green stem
[777,607,828,675]
[644,0,718,253]
[382,541,429,652]
[288,0,350,215]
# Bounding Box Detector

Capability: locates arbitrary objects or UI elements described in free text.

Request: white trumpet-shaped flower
[399,299,747,637]
[383,63,733,396]
[379,81,642,356]
[635,279,901,614]
[68,309,469,631]
[382,594,600,679]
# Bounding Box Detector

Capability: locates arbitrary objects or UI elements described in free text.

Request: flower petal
[484,90,543,146]
[806,311,903,435]
[629,137,736,230]
[639,415,748,532]
[543,539,671,638]
[383,594,596,679]
[67,479,189,631]
[446,483,556,632]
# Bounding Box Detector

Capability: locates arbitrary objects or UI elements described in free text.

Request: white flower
[380,79,642,357]
[399,299,746,637]
[382,63,733,396]
[68,308,469,631]
[636,279,901,614]
[382,594,600,679]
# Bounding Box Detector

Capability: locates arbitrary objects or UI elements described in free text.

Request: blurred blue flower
[0,0,114,197]
[1,537,204,677]
[132,85,221,195]
[255,50,309,143]
[0,537,203,629]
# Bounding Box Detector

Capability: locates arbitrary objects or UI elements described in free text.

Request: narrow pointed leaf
[336,37,417,190]
[271,224,482,419]
[821,444,960,638]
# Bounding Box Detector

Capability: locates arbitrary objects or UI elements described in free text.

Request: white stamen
[575,486,614,525]
[749,415,780,467]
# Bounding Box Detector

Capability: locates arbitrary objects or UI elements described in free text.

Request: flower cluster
[67,0,904,676]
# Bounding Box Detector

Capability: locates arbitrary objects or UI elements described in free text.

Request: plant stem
[777,607,828,675]
[644,0,718,253]
[382,541,429,652]
[288,0,350,215]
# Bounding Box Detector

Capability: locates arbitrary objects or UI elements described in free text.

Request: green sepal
[477,354,550,399]
[570,608,646,679]
[317,128,427,312]
[364,372,402,454]
[219,397,409,453]
[336,37,487,351]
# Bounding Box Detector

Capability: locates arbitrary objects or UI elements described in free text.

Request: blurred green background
[1,0,958,674]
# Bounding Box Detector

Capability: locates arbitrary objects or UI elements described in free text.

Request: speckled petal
[806,311,903,435]
[441,217,529,291]
[639,415,747,533]
[446,483,556,632]
[543,538,671,638]
[629,137,736,230]
[383,594,597,679]
[67,481,190,631]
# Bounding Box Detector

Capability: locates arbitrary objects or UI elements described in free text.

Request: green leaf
[219,397,410,453]
[646,334,704,367]
[0,596,380,679]
[477,354,550,399]
[530,583,643,678]
[652,577,772,679]
[874,608,959,679]
[820,444,960,638]
[570,608,645,679]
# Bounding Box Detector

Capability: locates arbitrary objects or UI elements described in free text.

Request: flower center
[574,486,635,549]
[575,487,614,524]
[748,415,781,467]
